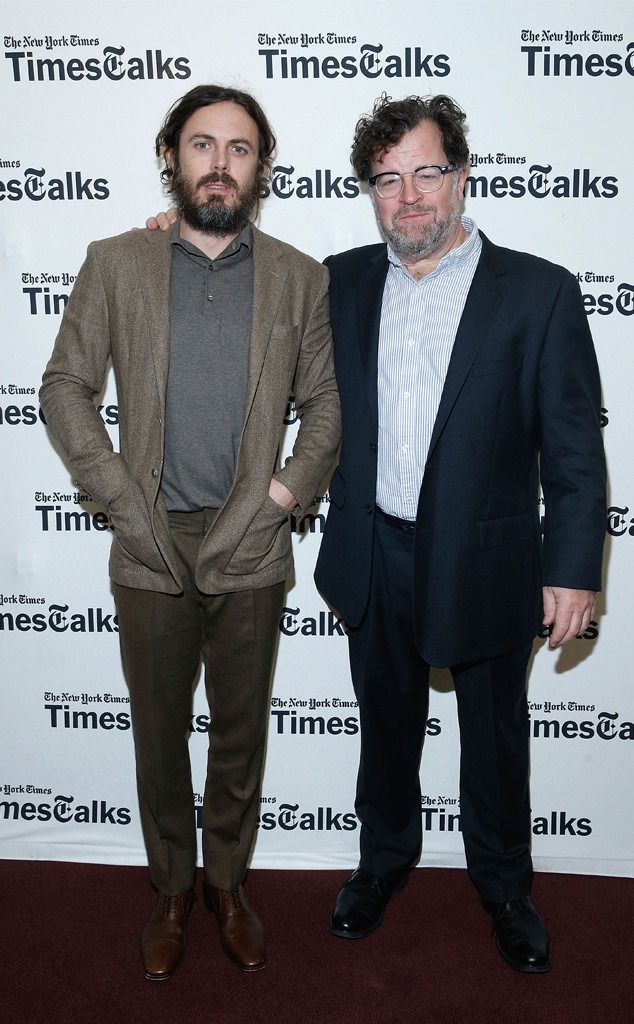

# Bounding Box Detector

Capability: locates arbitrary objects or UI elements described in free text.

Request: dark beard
[171,169,259,235]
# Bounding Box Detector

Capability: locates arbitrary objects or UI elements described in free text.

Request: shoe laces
[159,892,182,918]
[226,888,244,913]
[490,898,531,927]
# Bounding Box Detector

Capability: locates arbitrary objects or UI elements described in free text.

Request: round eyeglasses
[367,164,457,199]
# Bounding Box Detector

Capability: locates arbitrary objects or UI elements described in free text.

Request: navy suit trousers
[347,510,534,901]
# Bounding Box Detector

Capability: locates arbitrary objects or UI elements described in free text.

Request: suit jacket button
[365,504,373,515]
[151,468,159,477]
[369,443,378,453]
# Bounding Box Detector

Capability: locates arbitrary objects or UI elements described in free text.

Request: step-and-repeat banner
[1,1,632,877]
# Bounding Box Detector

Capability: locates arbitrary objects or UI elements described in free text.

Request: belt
[375,505,416,534]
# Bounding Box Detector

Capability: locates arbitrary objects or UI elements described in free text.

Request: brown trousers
[113,508,285,893]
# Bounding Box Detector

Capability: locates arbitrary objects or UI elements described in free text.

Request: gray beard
[379,207,460,263]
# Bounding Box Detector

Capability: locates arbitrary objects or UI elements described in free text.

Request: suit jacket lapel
[137,229,173,407]
[426,234,506,461]
[244,225,289,421]
[356,247,389,431]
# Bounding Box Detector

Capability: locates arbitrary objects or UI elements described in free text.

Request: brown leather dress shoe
[140,888,195,981]
[203,882,266,971]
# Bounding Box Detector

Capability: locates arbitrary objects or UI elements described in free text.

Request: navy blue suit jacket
[314,233,607,667]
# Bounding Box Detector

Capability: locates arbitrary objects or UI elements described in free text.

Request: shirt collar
[171,221,253,266]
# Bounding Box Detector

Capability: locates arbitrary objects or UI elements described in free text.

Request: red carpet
[4,861,632,1023]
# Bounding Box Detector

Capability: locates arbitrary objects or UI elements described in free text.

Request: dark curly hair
[155,83,276,194]
[351,94,469,181]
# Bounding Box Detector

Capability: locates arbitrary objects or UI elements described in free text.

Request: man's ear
[459,164,470,199]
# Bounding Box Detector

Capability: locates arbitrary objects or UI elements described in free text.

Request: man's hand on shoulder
[542,586,596,648]
[146,208,178,231]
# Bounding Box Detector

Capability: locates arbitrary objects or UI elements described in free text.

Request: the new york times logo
[528,707,633,741]
[21,271,76,315]
[44,692,130,733]
[0,398,116,428]
[578,277,634,317]
[0,791,131,825]
[258,41,449,80]
[43,693,209,736]
[0,166,109,202]
[3,41,191,82]
[521,39,634,77]
[533,811,592,837]
[0,383,38,427]
[270,707,359,737]
[263,165,359,200]
[3,783,51,795]
[421,795,480,838]
[198,792,359,833]
[34,498,114,534]
[45,703,130,731]
[257,802,358,831]
[280,605,346,636]
[466,164,617,199]
[270,698,441,738]
[607,506,634,538]
[0,601,118,633]
[419,801,592,836]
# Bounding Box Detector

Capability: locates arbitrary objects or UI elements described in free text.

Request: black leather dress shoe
[329,868,409,939]
[482,896,552,973]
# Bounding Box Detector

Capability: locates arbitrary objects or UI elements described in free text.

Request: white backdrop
[1,0,632,877]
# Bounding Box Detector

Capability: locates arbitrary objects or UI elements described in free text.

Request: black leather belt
[375,505,416,534]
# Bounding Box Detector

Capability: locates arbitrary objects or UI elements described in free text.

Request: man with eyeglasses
[314,94,606,973]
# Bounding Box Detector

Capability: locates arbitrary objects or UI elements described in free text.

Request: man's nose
[209,149,228,171]
[400,173,423,204]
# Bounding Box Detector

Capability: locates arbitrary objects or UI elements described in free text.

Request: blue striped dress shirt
[376,216,482,520]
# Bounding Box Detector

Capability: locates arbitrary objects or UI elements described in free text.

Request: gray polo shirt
[161,223,254,512]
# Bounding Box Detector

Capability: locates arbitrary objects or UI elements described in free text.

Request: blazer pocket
[224,494,290,575]
[478,509,534,548]
[108,481,165,572]
[262,324,301,378]
[270,324,300,339]
[268,323,300,357]
[470,355,522,378]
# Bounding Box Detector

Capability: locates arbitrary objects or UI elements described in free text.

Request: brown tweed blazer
[40,224,340,594]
